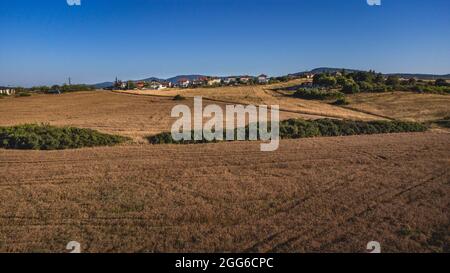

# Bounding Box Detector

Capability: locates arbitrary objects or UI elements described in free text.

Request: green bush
[15,92,32,97]
[435,79,448,87]
[333,98,350,105]
[342,82,360,94]
[173,94,186,101]
[412,85,450,94]
[434,116,450,128]
[0,124,130,150]
[294,88,345,100]
[313,74,337,87]
[147,119,427,144]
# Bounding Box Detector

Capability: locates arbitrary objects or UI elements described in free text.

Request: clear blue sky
[1,0,449,87]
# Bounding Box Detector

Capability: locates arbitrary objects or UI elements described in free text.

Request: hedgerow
[293,88,345,100]
[0,124,130,150]
[147,119,427,144]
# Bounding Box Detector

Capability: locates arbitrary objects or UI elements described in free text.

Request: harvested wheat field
[0,91,311,142]
[346,92,450,122]
[118,82,450,122]
[0,132,449,253]
[118,82,382,121]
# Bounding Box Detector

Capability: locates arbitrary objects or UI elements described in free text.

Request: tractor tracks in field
[248,169,448,253]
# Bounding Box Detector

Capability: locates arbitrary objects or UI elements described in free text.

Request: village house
[223,77,237,85]
[158,82,172,90]
[148,81,163,90]
[257,74,269,84]
[0,87,16,96]
[191,77,208,87]
[177,78,191,88]
[238,76,253,83]
[207,78,222,86]
[151,81,172,90]
[135,81,146,89]
[113,78,127,90]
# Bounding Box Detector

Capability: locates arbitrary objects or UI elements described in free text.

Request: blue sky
[1,0,449,87]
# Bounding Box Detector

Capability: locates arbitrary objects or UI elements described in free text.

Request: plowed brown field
[0,133,448,253]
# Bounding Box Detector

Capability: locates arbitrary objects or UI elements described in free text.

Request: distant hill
[92,69,450,88]
[93,82,114,88]
[94,75,208,88]
[289,67,362,77]
[139,77,166,82]
[166,75,208,84]
[292,67,450,80]
[385,73,450,80]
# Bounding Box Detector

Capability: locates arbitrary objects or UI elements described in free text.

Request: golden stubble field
[346,92,450,121]
[0,133,448,252]
[0,91,307,142]
[0,86,449,253]
[118,81,450,122]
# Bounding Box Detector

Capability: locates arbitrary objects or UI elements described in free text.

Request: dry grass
[118,81,382,121]
[1,87,449,253]
[123,82,450,122]
[0,133,448,252]
[0,91,305,142]
[346,92,450,122]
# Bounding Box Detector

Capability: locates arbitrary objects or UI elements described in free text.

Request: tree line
[312,70,450,94]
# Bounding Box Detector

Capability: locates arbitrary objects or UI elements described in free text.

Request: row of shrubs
[279,119,427,138]
[0,92,32,99]
[148,119,428,144]
[0,124,130,150]
[434,116,450,128]
[293,88,345,100]
[313,71,450,95]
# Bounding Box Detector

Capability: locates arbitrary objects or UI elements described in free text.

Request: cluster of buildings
[172,74,270,89]
[0,87,16,96]
[111,74,270,90]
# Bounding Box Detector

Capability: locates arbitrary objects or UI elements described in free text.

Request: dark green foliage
[281,119,427,138]
[386,75,401,86]
[342,82,361,94]
[435,79,448,87]
[293,88,345,100]
[27,84,95,93]
[147,119,427,144]
[411,85,450,94]
[434,116,450,128]
[173,94,186,101]
[333,98,349,105]
[0,124,130,150]
[126,81,136,89]
[313,74,337,87]
[15,92,32,97]
[308,70,449,95]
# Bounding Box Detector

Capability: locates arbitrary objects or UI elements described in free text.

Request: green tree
[435,79,448,87]
[386,75,400,86]
[127,81,136,89]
